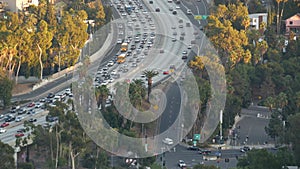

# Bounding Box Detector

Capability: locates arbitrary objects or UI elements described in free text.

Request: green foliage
[0,73,13,108]
[237,148,295,169]
[0,141,15,169]
[206,3,251,68]
[17,162,35,169]
[287,113,300,164]
[193,164,220,169]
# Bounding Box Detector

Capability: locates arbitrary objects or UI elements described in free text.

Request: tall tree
[0,141,15,169]
[34,20,53,79]
[143,70,158,102]
[0,70,13,108]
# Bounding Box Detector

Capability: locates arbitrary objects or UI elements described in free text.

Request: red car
[0,122,9,127]
[15,132,25,138]
[27,102,35,107]
[163,71,169,75]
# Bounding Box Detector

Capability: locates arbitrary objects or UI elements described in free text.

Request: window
[290,21,293,25]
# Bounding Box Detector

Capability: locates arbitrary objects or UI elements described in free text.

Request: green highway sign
[194,15,202,20]
[202,15,208,20]
[194,15,208,20]
[194,134,201,141]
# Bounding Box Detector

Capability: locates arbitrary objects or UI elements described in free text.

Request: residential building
[0,0,38,13]
[285,13,300,34]
[249,13,268,30]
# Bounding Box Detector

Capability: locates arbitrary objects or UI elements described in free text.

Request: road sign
[202,15,208,20]
[194,134,201,141]
[194,15,202,20]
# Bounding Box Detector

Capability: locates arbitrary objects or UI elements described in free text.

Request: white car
[0,128,6,133]
[178,160,186,167]
[162,138,174,145]
[15,116,23,122]
[187,9,192,14]
[117,39,123,44]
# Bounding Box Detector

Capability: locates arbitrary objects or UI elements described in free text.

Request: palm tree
[143,70,158,102]
[129,79,146,108]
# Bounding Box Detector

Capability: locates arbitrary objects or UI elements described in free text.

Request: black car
[155,8,160,12]
[5,117,15,122]
[17,128,26,133]
[172,10,177,15]
[149,0,153,4]
[187,146,200,151]
[47,93,55,98]
[28,118,37,123]
[182,55,188,59]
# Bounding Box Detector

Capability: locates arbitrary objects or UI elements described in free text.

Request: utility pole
[220,110,223,141]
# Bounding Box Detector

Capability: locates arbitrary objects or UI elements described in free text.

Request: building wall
[1,0,39,12]
[249,13,268,30]
[285,14,300,33]
[1,0,17,12]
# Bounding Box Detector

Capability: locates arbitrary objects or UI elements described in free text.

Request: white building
[249,13,268,30]
[0,0,39,13]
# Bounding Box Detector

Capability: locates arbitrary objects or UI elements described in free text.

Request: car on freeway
[15,132,25,138]
[5,116,15,122]
[17,128,26,133]
[132,63,137,67]
[27,102,35,107]
[162,138,174,145]
[1,122,9,127]
[15,116,23,122]
[182,55,188,59]
[163,71,169,75]
[178,160,187,167]
[155,7,160,12]
[169,7,173,11]
[182,50,188,55]
[47,93,55,98]
[175,6,180,9]
[172,10,177,15]
[28,118,37,123]
[149,0,153,4]
[117,39,123,44]
[187,44,192,49]
[172,38,176,42]
[107,61,114,67]
[187,146,200,151]
[0,128,6,133]
[179,25,183,28]
[187,9,192,14]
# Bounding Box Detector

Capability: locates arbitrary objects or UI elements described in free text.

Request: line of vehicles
[0,88,72,141]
